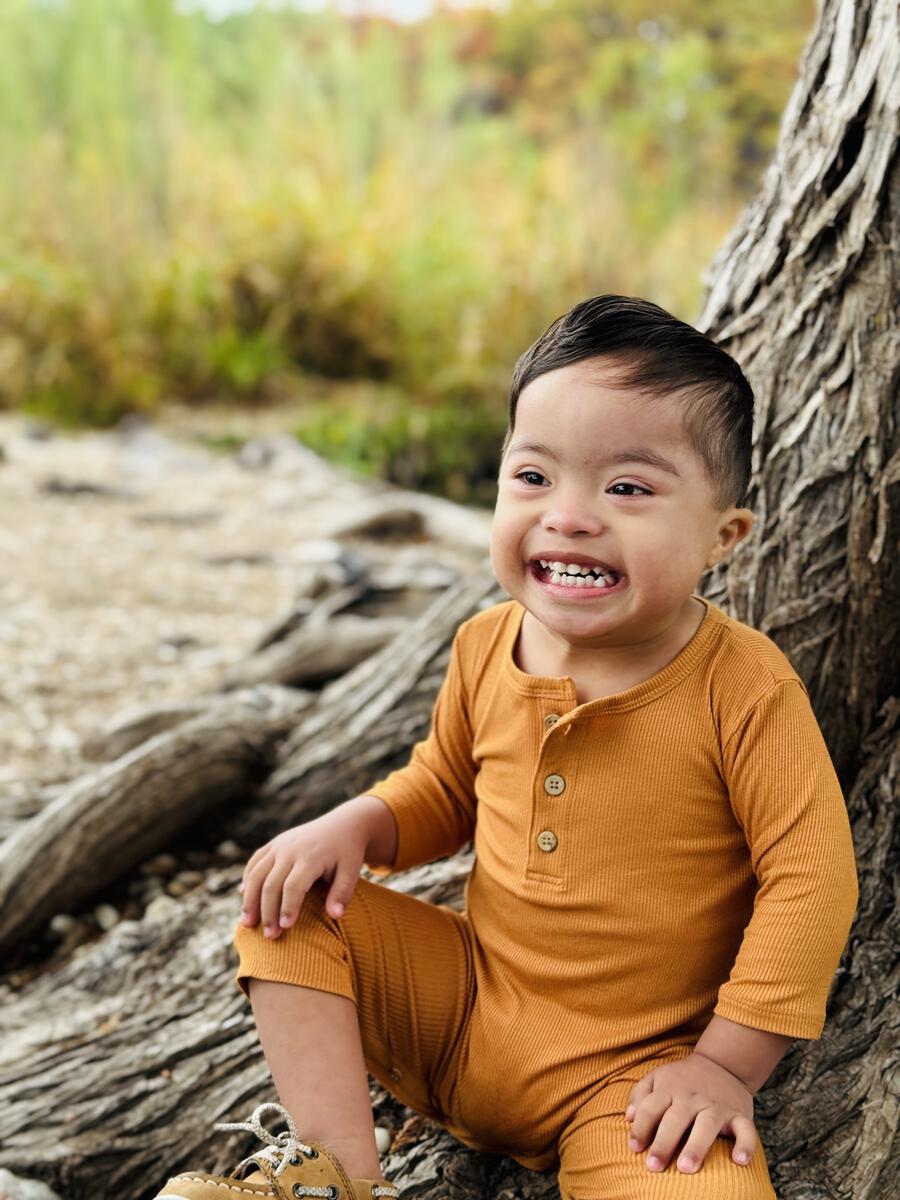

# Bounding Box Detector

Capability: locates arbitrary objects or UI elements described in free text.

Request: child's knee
[557,1107,776,1200]
[232,878,357,1002]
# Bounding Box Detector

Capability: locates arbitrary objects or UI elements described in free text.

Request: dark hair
[502,294,754,510]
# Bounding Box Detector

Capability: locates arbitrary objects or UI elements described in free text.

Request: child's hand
[624,1052,757,1174]
[238,807,369,939]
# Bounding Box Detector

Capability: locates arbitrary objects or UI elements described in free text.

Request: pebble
[174,870,205,888]
[94,903,120,932]
[216,839,243,861]
[374,1126,392,1155]
[140,853,178,877]
[144,894,179,923]
[205,869,239,894]
[49,914,76,936]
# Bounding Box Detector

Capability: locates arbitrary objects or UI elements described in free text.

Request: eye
[514,470,548,487]
[608,482,651,497]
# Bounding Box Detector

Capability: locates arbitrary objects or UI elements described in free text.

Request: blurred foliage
[0,0,816,500]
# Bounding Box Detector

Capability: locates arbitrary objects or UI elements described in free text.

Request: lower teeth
[549,571,615,587]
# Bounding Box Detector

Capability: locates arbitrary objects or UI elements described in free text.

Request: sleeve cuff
[713,995,824,1040]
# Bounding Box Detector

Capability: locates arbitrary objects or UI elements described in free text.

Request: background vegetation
[0,0,816,503]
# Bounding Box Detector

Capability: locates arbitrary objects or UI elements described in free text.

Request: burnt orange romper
[234,596,858,1199]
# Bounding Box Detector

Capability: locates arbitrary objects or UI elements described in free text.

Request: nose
[541,491,606,538]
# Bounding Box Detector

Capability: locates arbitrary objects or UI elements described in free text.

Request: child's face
[490,358,753,649]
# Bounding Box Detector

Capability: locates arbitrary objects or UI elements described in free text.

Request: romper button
[389,1067,402,1082]
[543,773,566,795]
[544,713,561,729]
[537,830,558,852]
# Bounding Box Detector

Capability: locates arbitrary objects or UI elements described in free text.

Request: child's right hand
[238,804,369,939]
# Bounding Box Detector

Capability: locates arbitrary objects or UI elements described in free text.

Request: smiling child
[153,295,858,1200]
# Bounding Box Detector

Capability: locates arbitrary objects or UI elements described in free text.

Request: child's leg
[246,980,384,1179]
[556,1065,776,1200]
[232,875,477,1173]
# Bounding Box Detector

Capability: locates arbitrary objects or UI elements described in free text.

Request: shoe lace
[214,1102,399,1198]
[215,1101,316,1179]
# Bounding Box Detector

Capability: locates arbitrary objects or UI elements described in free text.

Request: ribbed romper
[233,596,858,1199]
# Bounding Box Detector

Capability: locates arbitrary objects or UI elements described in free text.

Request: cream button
[543,773,566,796]
[544,713,561,729]
[537,830,558,852]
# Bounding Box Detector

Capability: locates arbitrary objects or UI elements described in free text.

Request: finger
[242,842,272,877]
[239,852,275,925]
[625,1073,654,1122]
[627,1092,672,1152]
[729,1115,758,1166]
[644,1101,703,1171]
[259,863,293,936]
[672,1109,727,1173]
[324,857,362,919]
[277,864,316,928]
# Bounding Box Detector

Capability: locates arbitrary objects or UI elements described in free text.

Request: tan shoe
[153,1102,399,1200]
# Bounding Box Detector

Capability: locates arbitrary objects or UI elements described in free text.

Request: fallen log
[0,685,311,957]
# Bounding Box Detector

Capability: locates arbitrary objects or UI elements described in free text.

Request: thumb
[325,857,361,919]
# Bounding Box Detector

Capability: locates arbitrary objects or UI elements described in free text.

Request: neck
[525,596,706,682]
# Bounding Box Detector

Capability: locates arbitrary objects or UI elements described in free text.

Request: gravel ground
[0,406,388,807]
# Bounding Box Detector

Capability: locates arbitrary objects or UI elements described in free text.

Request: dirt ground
[0,405,392,815]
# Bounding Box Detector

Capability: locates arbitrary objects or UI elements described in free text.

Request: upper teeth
[539,559,615,576]
[540,556,619,585]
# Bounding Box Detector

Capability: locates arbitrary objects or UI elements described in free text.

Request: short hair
[502,294,754,510]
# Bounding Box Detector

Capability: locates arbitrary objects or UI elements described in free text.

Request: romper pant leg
[232,876,476,1124]
[556,1051,777,1200]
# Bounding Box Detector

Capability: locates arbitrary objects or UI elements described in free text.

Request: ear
[706,507,753,570]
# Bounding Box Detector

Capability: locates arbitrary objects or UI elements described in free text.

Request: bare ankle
[315,1134,383,1181]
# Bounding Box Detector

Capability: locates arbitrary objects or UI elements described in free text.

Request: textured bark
[0,1,896,1198]
[0,685,310,956]
[696,0,899,780]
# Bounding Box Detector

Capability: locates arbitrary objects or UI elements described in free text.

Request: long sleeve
[713,679,859,1039]
[363,627,478,874]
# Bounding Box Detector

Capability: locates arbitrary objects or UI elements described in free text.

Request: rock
[48,914,75,936]
[173,870,204,889]
[140,853,178,878]
[132,509,222,527]
[144,894,179,923]
[0,1167,63,1199]
[94,904,119,932]
[374,1126,392,1155]
[39,475,139,500]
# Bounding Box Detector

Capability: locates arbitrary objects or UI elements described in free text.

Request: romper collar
[501,594,728,715]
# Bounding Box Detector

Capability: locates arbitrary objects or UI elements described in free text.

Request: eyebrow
[505,440,682,478]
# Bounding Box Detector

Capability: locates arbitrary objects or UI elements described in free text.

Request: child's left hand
[624,1051,757,1174]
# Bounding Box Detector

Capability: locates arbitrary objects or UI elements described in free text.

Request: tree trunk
[696,0,899,780]
[695,0,900,1193]
[1,1,896,1197]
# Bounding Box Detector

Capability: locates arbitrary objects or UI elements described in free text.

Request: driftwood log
[1,0,898,1197]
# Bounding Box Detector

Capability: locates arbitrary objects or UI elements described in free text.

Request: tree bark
[696,0,899,780]
[1,1,896,1197]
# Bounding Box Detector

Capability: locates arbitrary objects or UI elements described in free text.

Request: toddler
[153,295,858,1200]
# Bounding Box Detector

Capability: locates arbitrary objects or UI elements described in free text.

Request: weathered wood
[0,686,311,956]
[697,0,899,779]
[80,694,275,763]
[317,491,493,555]
[223,612,410,690]
[0,1,896,1197]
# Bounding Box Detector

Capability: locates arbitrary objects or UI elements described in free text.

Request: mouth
[529,556,625,593]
